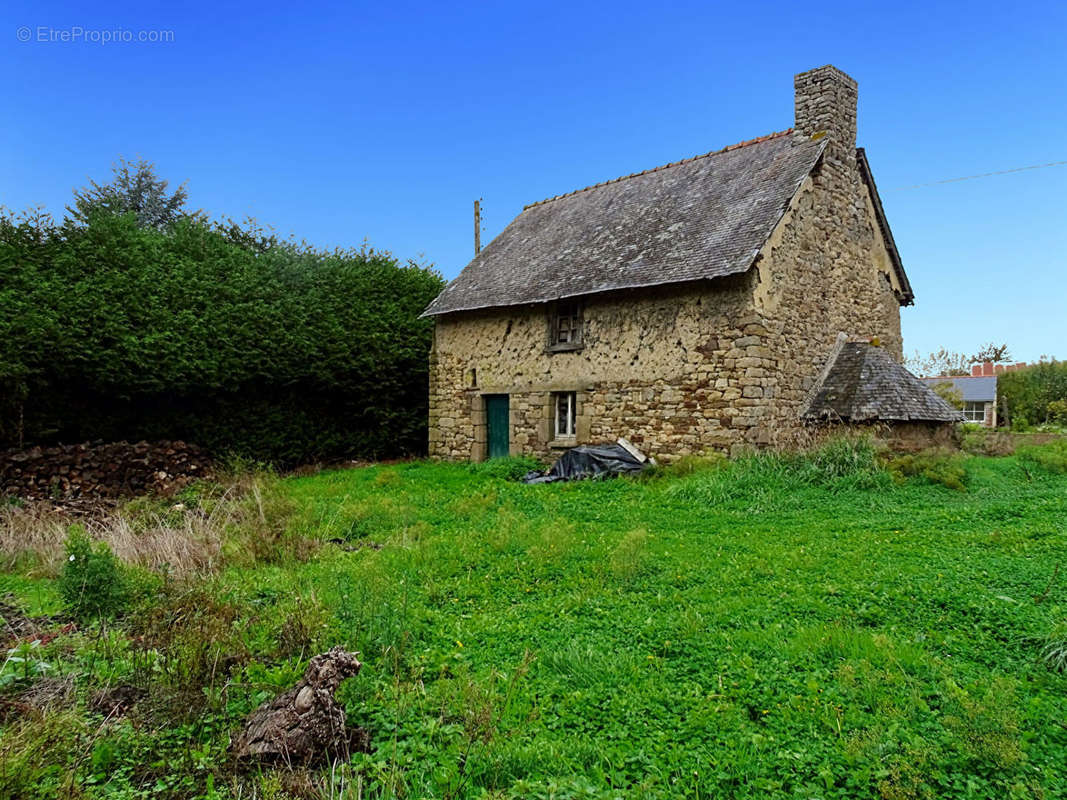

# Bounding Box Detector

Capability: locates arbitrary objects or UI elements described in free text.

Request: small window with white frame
[962,401,986,423]
[554,391,576,439]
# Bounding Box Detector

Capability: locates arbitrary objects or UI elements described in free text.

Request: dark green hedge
[997,361,1067,427]
[0,212,444,464]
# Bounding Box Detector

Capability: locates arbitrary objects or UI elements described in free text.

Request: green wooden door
[485,395,510,459]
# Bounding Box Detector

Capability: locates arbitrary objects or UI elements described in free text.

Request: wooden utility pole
[474,198,482,256]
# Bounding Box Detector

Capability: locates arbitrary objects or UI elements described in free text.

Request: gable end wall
[747,146,905,444]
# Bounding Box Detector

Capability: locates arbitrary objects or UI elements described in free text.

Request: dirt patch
[89,685,146,719]
[0,595,70,647]
[0,676,75,722]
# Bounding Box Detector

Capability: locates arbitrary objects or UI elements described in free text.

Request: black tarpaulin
[522,443,647,484]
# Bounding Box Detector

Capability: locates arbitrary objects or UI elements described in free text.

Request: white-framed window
[554,391,576,439]
[962,401,986,423]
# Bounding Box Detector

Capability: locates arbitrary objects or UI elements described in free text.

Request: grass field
[2,440,1067,799]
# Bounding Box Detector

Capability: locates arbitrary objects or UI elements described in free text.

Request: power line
[891,159,1067,191]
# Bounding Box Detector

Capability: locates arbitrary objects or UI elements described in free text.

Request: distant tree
[971,342,1012,364]
[903,347,971,378]
[67,157,197,229]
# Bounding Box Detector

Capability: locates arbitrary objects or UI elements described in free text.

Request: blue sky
[3,0,1065,362]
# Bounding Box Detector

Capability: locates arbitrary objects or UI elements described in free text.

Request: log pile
[0,440,212,503]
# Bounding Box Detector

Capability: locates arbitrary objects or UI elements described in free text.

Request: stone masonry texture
[428,66,913,462]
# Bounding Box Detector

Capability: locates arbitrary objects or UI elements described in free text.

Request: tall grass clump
[608,528,649,581]
[640,453,726,481]
[791,435,889,488]
[466,456,544,482]
[888,448,970,491]
[668,436,889,506]
[1038,621,1067,673]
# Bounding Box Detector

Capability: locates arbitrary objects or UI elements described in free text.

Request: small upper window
[554,392,576,439]
[548,301,583,351]
[962,401,986,423]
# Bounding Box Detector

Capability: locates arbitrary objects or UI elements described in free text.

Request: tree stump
[231,647,370,765]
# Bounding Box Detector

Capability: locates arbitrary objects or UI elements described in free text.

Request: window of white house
[554,392,576,439]
[962,401,986,423]
[548,302,583,351]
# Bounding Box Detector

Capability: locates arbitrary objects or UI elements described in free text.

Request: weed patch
[888,448,970,490]
[1018,438,1067,474]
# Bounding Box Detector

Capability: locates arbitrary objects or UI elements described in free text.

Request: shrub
[998,361,1067,427]
[1048,398,1067,425]
[0,210,444,465]
[930,380,964,410]
[1017,439,1067,474]
[887,449,969,491]
[960,427,1014,457]
[58,527,129,621]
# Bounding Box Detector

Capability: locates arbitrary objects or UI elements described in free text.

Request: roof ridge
[523,128,796,211]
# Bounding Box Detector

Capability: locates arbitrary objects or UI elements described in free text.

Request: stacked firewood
[0,440,212,503]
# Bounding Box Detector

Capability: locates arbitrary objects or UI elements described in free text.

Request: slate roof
[422,130,827,316]
[804,341,964,423]
[920,376,997,403]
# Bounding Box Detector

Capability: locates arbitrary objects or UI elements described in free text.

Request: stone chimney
[794,65,858,172]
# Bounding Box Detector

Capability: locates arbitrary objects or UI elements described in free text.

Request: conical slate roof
[803,341,963,423]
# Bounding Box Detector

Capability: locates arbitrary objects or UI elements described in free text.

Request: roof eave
[856,147,913,306]
[421,271,754,318]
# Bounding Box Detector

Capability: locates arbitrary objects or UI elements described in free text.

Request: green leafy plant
[999,360,1067,427]
[0,640,52,689]
[467,456,544,481]
[930,380,965,410]
[58,527,128,621]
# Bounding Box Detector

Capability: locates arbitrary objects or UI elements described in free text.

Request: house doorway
[484,394,510,459]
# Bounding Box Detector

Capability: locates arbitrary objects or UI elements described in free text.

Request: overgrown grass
[0,470,311,577]
[1,441,1066,798]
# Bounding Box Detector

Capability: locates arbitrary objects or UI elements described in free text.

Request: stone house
[422,65,959,461]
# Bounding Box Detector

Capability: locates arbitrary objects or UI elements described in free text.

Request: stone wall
[806,422,960,454]
[429,277,773,461]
